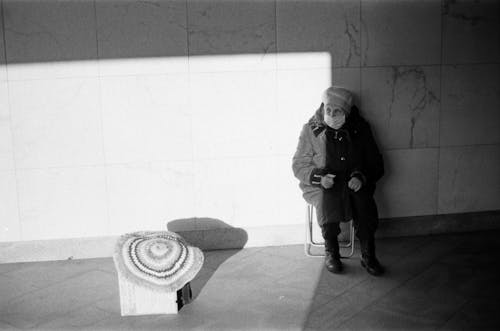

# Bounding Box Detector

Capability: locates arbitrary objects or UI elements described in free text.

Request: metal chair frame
[304,204,355,258]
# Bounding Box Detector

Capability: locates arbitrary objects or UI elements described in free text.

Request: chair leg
[341,221,355,258]
[304,204,355,258]
[304,205,324,257]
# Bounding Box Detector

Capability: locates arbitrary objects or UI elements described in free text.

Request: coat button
[340,157,346,161]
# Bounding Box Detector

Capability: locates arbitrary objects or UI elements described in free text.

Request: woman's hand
[348,177,362,192]
[321,174,335,189]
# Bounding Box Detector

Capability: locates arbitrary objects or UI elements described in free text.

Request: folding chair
[304,204,355,258]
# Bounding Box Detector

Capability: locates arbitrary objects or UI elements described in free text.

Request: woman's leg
[350,189,384,275]
[315,191,343,273]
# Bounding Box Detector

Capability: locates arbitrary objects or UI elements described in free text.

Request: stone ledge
[377,210,500,238]
[1,210,498,263]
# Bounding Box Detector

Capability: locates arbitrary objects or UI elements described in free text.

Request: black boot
[360,237,385,276]
[325,237,343,274]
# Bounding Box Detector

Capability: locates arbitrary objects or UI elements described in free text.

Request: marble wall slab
[375,148,439,218]
[277,0,360,67]
[361,66,440,150]
[187,0,276,59]
[189,53,276,73]
[276,68,331,157]
[96,0,188,76]
[0,81,14,171]
[3,0,98,80]
[440,64,500,147]
[332,67,361,106]
[0,171,20,242]
[229,156,279,227]
[193,157,279,228]
[106,161,195,235]
[438,145,500,214]
[17,166,108,240]
[96,0,187,59]
[9,78,104,169]
[442,0,500,64]
[361,0,441,66]
[192,158,238,226]
[100,73,191,164]
[190,70,278,160]
[276,52,331,71]
[276,155,308,226]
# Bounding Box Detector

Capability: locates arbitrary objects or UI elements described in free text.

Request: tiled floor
[1,231,500,330]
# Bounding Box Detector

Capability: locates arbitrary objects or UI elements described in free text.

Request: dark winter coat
[292,104,384,223]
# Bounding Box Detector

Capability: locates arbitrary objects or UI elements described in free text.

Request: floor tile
[201,247,262,271]
[304,236,465,330]
[1,270,116,329]
[33,305,114,330]
[439,297,500,331]
[0,258,112,290]
[373,275,468,326]
[340,305,440,331]
[0,274,39,312]
[213,249,300,283]
[92,294,120,316]
[0,320,18,330]
[259,243,311,261]
[0,262,32,276]
[274,257,323,292]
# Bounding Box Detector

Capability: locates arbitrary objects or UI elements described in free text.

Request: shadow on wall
[167,217,248,299]
[1,0,279,63]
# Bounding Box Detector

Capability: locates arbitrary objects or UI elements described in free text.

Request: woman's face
[323,103,346,129]
[324,103,345,118]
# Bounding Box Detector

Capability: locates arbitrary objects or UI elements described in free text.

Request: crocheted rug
[113,231,204,292]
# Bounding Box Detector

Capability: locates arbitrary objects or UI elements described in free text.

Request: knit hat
[322,86,353,115]
[113,231,204,292]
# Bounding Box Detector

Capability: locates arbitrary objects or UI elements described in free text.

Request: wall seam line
[1,0,24,241]
[185,0,197,219]
[359,0,363,109]
[92,0,111,236]
[0,0,7,64]
[437,0,446,215]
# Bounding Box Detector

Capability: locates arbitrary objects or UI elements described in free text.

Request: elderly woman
[292,86,385,275]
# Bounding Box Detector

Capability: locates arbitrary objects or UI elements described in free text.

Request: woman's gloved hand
[348,177,362,192]
[321,174,335,189]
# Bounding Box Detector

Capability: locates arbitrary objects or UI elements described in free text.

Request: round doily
[113,231,204,292]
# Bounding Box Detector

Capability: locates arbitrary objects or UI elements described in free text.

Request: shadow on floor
[166,217,248,300]
[303,231,500,330]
